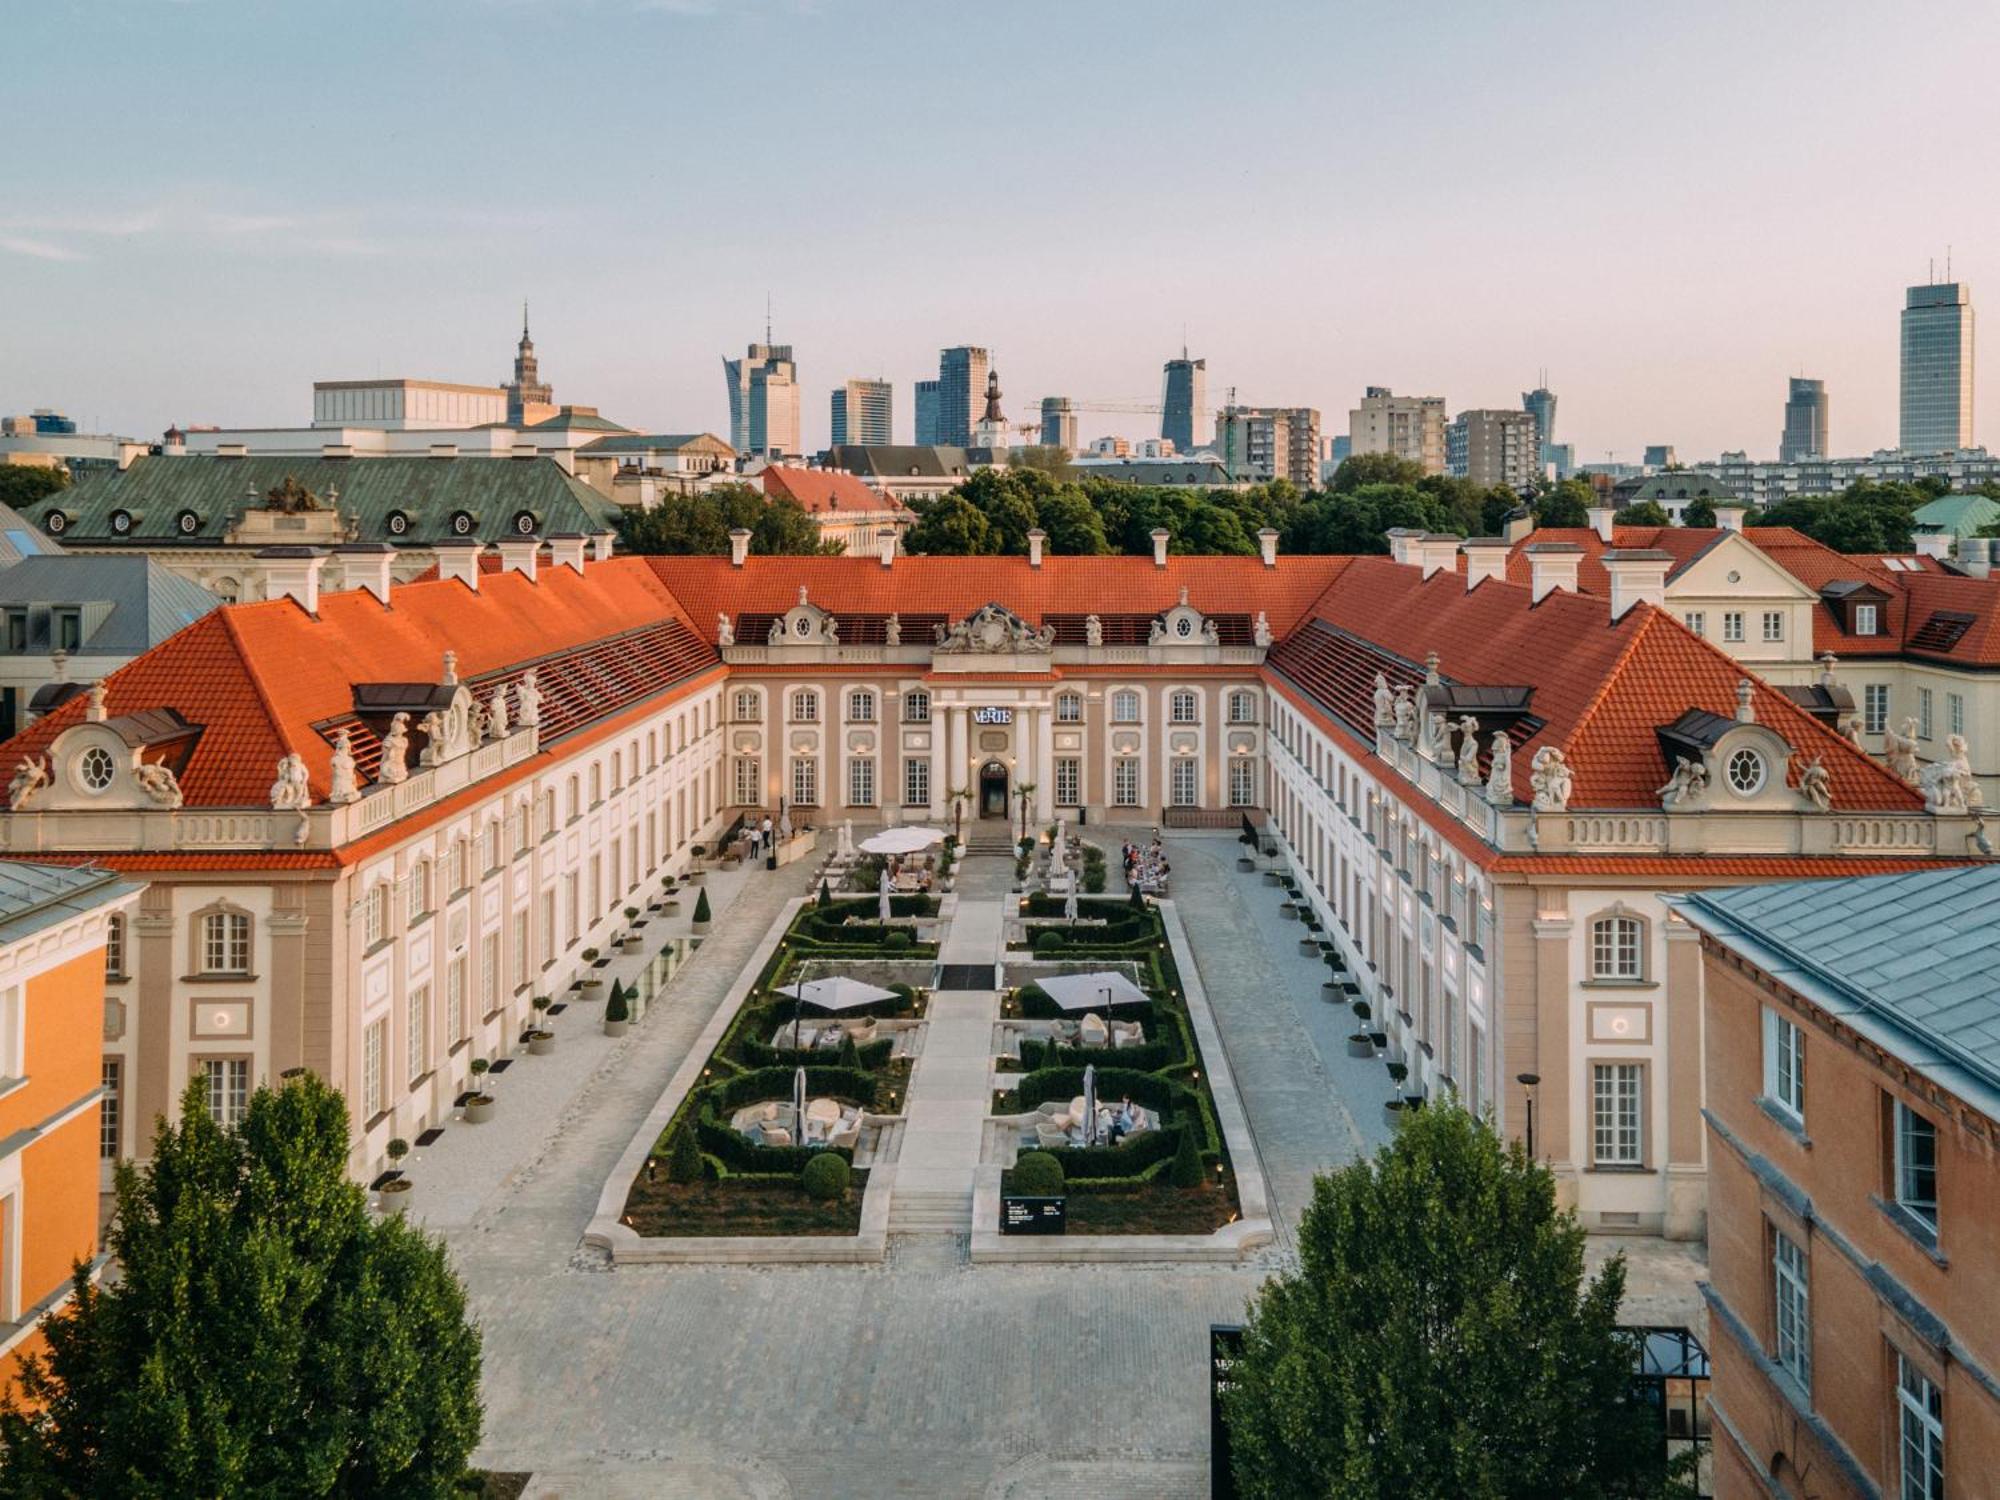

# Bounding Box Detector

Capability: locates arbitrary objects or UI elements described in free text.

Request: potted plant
[1347,1029,1375,1058]
[464,1059,495,1123]
[621,910,645,953]
[603,980,631,1038]
[690,887,712,934]
[1298,932,1320,956]
[1236,831,1257,872]
[686,845,707,885]
[1383,1061,1410,1128]
[526,995,556,1054]
[1278,899,1298,920]
[379,1138,413,1211]
[578,950,604,992]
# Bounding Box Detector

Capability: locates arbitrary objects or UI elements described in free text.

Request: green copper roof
[38,455,622,548]
[1912,493,2000,538]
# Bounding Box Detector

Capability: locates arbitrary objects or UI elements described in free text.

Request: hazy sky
[8,0,1999,462]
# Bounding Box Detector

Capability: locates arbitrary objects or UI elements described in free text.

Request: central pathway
[886,855,1010,1235]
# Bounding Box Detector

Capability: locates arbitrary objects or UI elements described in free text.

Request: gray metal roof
[0,555,222,654]
[1675,865,2000,1115]
[0,861,141,947]
[826,444,973,479]
[0,503,63,567]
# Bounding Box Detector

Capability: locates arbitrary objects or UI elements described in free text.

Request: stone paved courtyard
[405,830,1703,1497]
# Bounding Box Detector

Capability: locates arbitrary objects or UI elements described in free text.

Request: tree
[901,493,997,555]
[0,465,71,513]
[1619,500,1671,526]
[0,1073,481,1497]
[1223,1104,1659,1500]
[1032,487,1110,555]
[613,482,840,557]
[1754,480,1920,553]
[1330,452,1425,492]
[1681,497,1717,529]
[1535,479,1595,528]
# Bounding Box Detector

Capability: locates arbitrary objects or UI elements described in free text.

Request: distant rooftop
[0,860,140,947]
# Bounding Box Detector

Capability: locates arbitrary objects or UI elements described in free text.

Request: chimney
[1502,507,1536,545]
[495,537,540,581]
[1461,538,1510,591]
[728,527,752,567]
[258,546,327,615]
[1961,536,1992,580]
[1257,527,1279,567]
[1713,503,1746,533]
[1386,528,1424,566]
[1587,505,1617,543]
[1912,528,1950,560]
[433,538,483,592]
[590,530,616,562]
[877,527,897,568]
[1602,549,1673,621]
[1522,541,1583,602]
[334,542,394,606]
[1150,527,1170,567]
[1417,534,1462,579]
[1026,527,1047,568]
[546,534,587,575]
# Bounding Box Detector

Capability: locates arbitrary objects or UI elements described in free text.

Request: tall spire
[522,300,530,342]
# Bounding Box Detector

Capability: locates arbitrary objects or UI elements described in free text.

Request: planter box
[691,920,711,935]
[1321,981,1344,1001]
[1382,1099,1406,1129]
[379,1182,413,1214]
[1279,903,1299,921]
[1236,856,1255,872]
[622,938,645,954]
[687,871,706,886]
[1261,870,1283,886]
[527,1032,556,1056]
[464,1096,495,1124]
[604,1018,630,1039]
[1298,937,1319,956]
[1347,1035,1375,1058]
[663,899,682,915]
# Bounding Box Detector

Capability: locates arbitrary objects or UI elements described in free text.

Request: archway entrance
[978,760,1009,819]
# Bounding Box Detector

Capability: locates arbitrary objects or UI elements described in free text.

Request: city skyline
[8,0,2000,461]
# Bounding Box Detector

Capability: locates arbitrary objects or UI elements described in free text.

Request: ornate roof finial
[1424,650,1441,686]
[87,680,107,722]
[442,649,459,686]
[1818,651,1838,688]
[1735,677,1756,723]
[798,584,809,608]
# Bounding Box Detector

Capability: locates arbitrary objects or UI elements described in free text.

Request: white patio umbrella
[859,825,946,855]
[777,975,901,1047]
[838,819,856,856]
[1035,971,1152,1011]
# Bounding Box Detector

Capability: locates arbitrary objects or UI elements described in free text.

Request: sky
[7,0,2000,464]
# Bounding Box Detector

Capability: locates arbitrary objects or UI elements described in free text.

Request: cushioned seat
[761,1126,792,1147]
[1079,1014,1110,1047]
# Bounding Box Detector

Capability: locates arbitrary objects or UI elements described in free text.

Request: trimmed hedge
[1021,896,1155,945]
[1034,1037,1177,1074]
[1011,1065,1175,1115]
[714,1065,879,1112]
[801,1153,851,1200]
[739,1034,896,1072]
[1011,1150,1064,1196]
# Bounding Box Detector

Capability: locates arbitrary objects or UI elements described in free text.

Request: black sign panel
[1211,1324,1245,1500]
[1000,1195,1066,1235]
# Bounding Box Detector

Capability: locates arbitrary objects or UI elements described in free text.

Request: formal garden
[618,890,939,1237]
[994,892,1240,1236]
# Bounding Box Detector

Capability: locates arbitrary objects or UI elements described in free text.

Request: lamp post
[1516,1072,1541,1159]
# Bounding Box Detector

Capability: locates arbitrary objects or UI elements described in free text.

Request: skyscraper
[1780,377,1828,463]
[1347,387,1447,475]
[1521,382,1556,468]
[1040,397,1077,452]
[1901,281,1975,455]
[936,346,989,447]
[1161,353,1207,453]
[830,378,893,448]
[913,380,942,446]
[722,342,800,458]
[505,304,554,426]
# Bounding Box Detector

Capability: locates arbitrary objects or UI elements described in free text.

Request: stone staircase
[853,1118,903,1168]
[887,1183,972,1234]
[961,826,1018,856]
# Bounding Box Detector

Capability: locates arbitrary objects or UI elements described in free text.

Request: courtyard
[398,829,1703,1498]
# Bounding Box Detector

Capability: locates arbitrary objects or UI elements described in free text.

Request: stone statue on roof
[1884,718,1920,785]
[379,713,410,784]
[769,617,786,646]
[1529,745,1573,812]
[820,613,840,644]
[1485,733,1513,806]
[262,475,323,514]
[1656,755,1708,809]
[1201,618,1219,645]
[87,681,108,723]
[135,759,182,809]
[1796,754,1831,812]
[1372,673,1393,728]
[515,670,541,729]
[1456,716,1481,783]
[934,603,1054,655]
[418,710,445,768]
[716,613,734,648]
[1148,617,1166,646]
[1253,611,1272,649]
[1085,614,1103,647]
[1391,684,1416,742]
[884,613,901,647]
[270,753,312,811]
[8,755,49,809]
[1918,733,1979,813]
[328,731,361,804]
[486,685,509,740]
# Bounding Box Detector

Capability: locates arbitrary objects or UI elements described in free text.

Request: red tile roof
[1497,526,1734,592]
[760,467,911,516]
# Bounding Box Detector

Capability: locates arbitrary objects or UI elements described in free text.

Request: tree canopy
[1618,500,1671,526]
[0,1073,482,1498]
[1222,1104,1662,1499]
[0,465,71,513]
[1534,479,1595,528]
[1752,479,1922,553]
[613,482,843,556]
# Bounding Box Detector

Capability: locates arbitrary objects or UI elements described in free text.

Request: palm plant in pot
[379,1137,413,1211]
[603,980,631,1038]
[464,1058,495,1122]
[526,995,556,1054]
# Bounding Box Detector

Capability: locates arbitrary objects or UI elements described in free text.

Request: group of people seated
[885,854,933,892]
[1031,1094,1152,1151]
[1121,835,1171,894]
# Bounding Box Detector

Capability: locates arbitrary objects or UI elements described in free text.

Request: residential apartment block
[1446,409,1540,488]
[1347,387,1448,475]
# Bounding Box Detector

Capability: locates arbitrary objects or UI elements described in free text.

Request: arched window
[847,689,876,723]
[733,688,761,722]
[1055,692,1083,724]
[792,690,820,723]
[1169,690,1199,724]
[1228,690,1258,724]
[1111,689,1140,723]
[903,690,930,723]
[1590,915,1644,981]
[104,913,127,979]
[407,858,431,922]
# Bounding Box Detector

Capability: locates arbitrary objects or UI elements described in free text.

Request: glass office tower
[1900,283,1974,455]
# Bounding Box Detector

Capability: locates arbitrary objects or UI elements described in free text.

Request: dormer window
[4,611,25,653]
[54,609,82,652]
[1724,748,1766,796]
[1854,604,1878,636]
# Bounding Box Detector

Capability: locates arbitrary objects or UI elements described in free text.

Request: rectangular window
[1855,603,1879,636]
[1055,757,1080,807]
[1897,1354,1945,1500]
[1591,1063,1643,1166]
[1723,611,1745,643]
[1112,757,1139,807]
[204,1057,250,1129]
[1169,691,1198,725]
[1761,610,1784,642]
[512,912,529,997]
[362,1021,385,1118]
[1918,687,1933,741]
[407,863,428,922]
[792,757,819,807]
[1684,611,1706,638]
[202,911,250,974]
[1169,758,1198,807]
[1893,1100,1938,1231]
[1591,916,1643,980]
[54,609,81,652]
[903,757,930,808]
[1229,757,1256,806]
[904,691,931,723]
[364,885,387,947]
[733,757,760,805]
[1762,1007,1804,1123]
[407,983,431,1084]
[100,1057,121,1158]
[477,937,496,1031]
[104,915,125,978]
[1055,695,1082,724]
[1865,684,1890,735]
[847,756,876,807]
[1772,1228,1811,1391]
[847,691,875,723]
[1948,692,1964,737]
[1111,690,1139,724]
[3,612,23,653]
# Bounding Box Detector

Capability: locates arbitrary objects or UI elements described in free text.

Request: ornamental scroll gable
[933,603,1055,655]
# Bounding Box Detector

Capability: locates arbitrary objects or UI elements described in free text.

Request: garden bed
[623,1169,870,1238]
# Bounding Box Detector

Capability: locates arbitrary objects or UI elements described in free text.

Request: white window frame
[1762,1006,1804,1123]
[201,910,251,975]
[847,689,876,723]
[1169,757,1198,807]
[362,1020,385,1119]
[407,982,431,1085]
[1918,687,1933,741]
[1112,757,1140,807]
[104,914,125,979]
[1761,610,1784,642]
[1055,693,1082,724]
[1168,689,1199,725]
[1054,757,1080,807]
[1772,1227,1811,1391]
[203,1057,250,1130]
[733,757,760,805]
[1855,603,1879,636]
[847,755,876,808]
[1723,610,1745,643]
[1229,757,1257,807]
[791,756,819,807]
[1591,1062,1643,1166]
[904,689,930,724]
[732,688,761,722]
[1111,689,1140,724]
[903,757,930,807]
[1893,1099,1938,1231]
[1590,915,1643,980]
[791,689,819,724]
[1227,690,1258,724]
[1865,684,1890,735]
[1684,610,1706,638]
[100,1057,122,1158]
[1897,1353,1945,1500]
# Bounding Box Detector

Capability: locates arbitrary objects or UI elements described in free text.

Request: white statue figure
[1884,717,1921,785]
[418,710,446,767]
[1372,673,1394,728]
[1485,732,1514,805]
[1456,715,1481,783]
[1797,754,1832,812]
[1841,712,1866,749]
[1529,745,1573,812]
[1084,614,1104,647]
[463,697,487,747]
[1918,733,1979,813]
[134,760,183,809]
[768,618,786,646]
[486,685,509,740]
[1200,617,1219,644]
[378,712,411,784]
[1178,586,1190,607]
[884,613,901,647]
[87,681,108,722]
[515,669,541,728]
[442,649,459,686]
[716,612,734,648]
[327,730,361,804]
[797,585,809,608]
[1425,711,1448,758]
[270,753,312,811]
[1391,684,1417,742]
[1656,756,1709,809]
[1424,650,1442,686]
[7,755,50,809]
[1734,677,1756,724]
[1148,617,1167,645]
[820,613,840,643]
[1252,611,1273,649]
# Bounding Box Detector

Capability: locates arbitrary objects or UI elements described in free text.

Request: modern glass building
[1779,377,1827,463]
[722,343,799,458]
[830,378,892,447]
[913,379,942,446]
[1900,282,1974,455]
[1522,384,1557,467]
[937,346,989,448]
[1162,354,1207,453]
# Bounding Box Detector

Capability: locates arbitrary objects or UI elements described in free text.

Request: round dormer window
[1725,748,1766,796]
[449,511,475,536]
[43,509,67,536]
[1175,616,1194,638]
[512,510,537,536]
[385,510,410,537]
[109,509,133,536]
[794,615,812,637]
[176,509,201,535]
[78,746,116,793]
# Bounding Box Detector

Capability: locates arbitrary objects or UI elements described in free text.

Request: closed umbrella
[1063,888,1079,922]
[793,1065,807,1140]
[1082,1063,1098,1147]
[879,866,892,923]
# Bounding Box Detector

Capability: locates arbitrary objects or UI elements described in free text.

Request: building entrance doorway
[979,761,1009,819]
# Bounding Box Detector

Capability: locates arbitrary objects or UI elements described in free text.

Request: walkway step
[888,1185,972,1232]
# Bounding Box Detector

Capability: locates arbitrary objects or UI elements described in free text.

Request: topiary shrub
[884,929,912,951]
[837,1033,860,1071]
[605,981,630,1024]
[1012,1150,1065,1197]
[1128,885,1146,909]
[692,888,712,924]
[801,1152,851,1201]
[1034,929,1065,954]
[667,1126,703,1182]
[818,880,832,908]
[1170,1123,1204,1188]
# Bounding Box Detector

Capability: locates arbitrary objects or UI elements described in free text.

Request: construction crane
[1014,387,1239,441]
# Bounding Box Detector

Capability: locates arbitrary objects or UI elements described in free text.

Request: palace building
[0,526,1989,1232]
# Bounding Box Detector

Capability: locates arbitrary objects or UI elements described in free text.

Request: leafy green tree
[1535,479,1595,528]
[1619,500,1671,526]
[1330,452,1425,492]
[1754,480,1919,553]
[1032,487,1110,555]
[0,1073,481,1498]
[1223,1104,1659,1500]
[902,493,997,555]
[0,466,70,512]
[614,482,840,556]
[1681,497,1718,528]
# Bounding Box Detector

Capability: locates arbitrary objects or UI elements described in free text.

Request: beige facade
[1348,387,1448,475]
